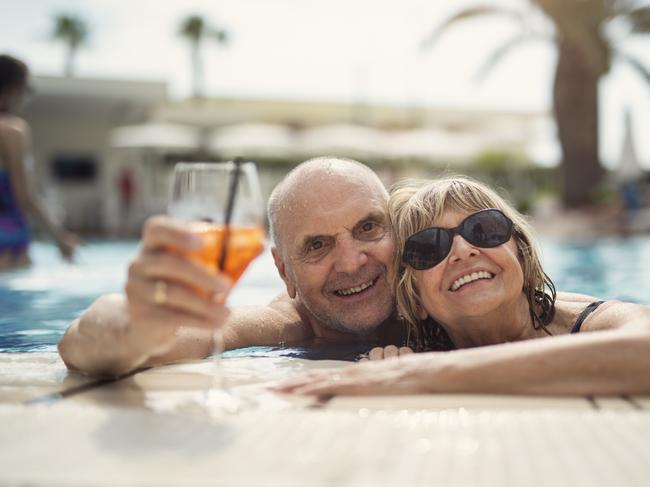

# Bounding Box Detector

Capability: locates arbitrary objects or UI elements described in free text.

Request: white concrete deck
[1,352,649,486]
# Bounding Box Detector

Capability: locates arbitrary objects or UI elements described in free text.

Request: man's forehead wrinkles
[295,211,385,245]
[278,173,388,251]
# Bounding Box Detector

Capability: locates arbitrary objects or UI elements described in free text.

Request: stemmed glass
[168,161,265,412]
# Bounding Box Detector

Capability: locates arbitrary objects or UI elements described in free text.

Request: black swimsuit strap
[570,301,605,334]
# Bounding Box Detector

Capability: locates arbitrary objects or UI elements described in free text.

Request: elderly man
[58,157,410,377]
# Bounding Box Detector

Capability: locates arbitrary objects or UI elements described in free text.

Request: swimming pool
[0,240,284,353]
[1,236,650,352]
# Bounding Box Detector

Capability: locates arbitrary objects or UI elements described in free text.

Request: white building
[24,75,551,235]
[24,76,167,235]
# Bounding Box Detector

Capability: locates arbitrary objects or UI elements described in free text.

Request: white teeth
[337,280,374,296]
[450,271,493,292]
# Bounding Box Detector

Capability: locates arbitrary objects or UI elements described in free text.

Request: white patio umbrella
[297,123,387,160]
[206,123,299,159]
[108,123,202,225]
[109,123,201,151]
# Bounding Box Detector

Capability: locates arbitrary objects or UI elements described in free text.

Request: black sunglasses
[402,208,514,270]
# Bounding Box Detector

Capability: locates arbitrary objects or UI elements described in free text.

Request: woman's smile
[449,270,495,292]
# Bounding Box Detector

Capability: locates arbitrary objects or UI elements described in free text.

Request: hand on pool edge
[271,353,429,396]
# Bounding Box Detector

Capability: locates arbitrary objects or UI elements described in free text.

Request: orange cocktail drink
[185,222,265,283]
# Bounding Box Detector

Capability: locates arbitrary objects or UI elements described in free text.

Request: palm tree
[179,15,229,98]
[52,14,88,77]
[422,0,650,208]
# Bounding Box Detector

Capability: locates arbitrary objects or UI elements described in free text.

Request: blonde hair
[389,175,555,349]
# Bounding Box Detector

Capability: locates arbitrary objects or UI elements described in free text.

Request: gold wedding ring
[153,280,168,305]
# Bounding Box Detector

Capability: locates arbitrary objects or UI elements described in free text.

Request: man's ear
[272,247,296,299]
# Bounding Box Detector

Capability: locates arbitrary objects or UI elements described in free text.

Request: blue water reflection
[541,236,650,304]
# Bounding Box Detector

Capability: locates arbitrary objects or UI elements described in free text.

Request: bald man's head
[268,157,388,254]
[267,157,395,335]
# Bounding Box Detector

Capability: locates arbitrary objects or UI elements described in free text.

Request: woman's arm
[274,303,650,396]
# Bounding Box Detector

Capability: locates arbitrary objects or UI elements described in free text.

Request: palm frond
[52,14,88,47]
[211,28,229,44]
[616,50,650,84]
[420,5,525,52]
[473,32,551,83]
[179,15,205,41]
[625,5,650,33]
[607,0,641,17]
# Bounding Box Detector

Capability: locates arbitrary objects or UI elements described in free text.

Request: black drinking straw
[218,157,243,272]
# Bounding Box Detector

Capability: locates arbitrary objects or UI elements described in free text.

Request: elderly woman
[276,176,650,395]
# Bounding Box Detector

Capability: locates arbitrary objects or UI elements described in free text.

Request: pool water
[1,236,649,353]
[540,236,650,304]
[0,240,284,353]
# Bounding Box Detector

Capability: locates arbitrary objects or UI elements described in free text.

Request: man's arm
[58,216,317,377]
[58,292,312,378]
[150,293,311,366]
[58,293,203,377]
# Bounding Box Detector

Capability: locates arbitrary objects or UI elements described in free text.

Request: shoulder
[554,293,649,333]
[224,293,313,348]
[552,292,605,333]
[0,116,29,153]
[555,291,599,304]
[580,300,650,333]
[0,116,29,137]
[268,292,302,317]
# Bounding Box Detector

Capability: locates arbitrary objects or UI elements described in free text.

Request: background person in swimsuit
[276,176,650,396]
[0,54,78,270]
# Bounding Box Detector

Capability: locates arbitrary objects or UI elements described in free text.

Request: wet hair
[0,55,29,111]
[267,156,387,252]
[389,175,556,351]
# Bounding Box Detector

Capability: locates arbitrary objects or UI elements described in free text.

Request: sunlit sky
[1,0,649,167]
